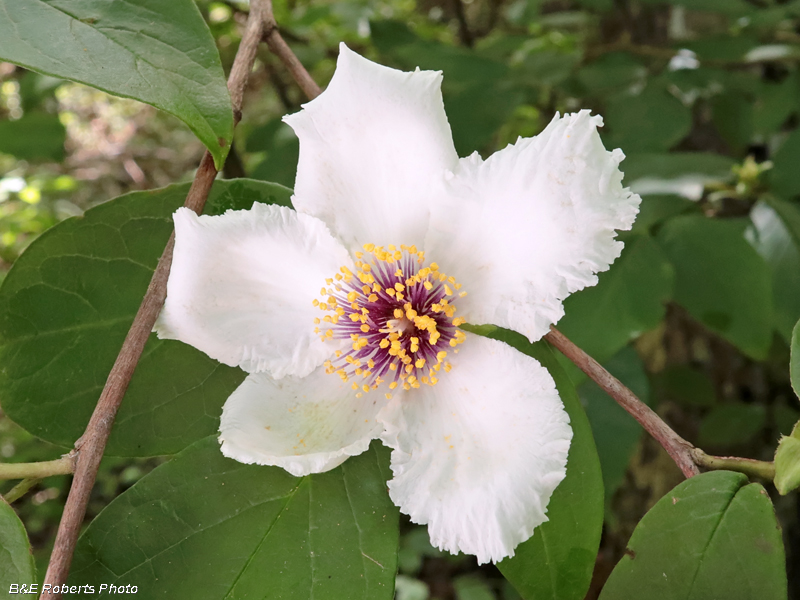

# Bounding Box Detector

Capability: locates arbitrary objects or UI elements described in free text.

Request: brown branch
[262,1,321,100]
[544,326,701,478]
[40,2,270,596]
[451,0,474,48]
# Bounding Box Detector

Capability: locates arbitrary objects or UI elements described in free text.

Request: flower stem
[0,457,75,481]
[4,478,41,504]
[41,4,271,597]
[545,326,701,478]
[691,449,776,481]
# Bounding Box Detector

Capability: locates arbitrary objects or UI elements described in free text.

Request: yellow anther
[389,363,397,371]
[368,359,375,368]
[314,317,320,324]
[444,363,453,372]
[394,268,403,277]
[312,299,320,306]
[393,251,402,260]
[362,285,370,294]
[360,324,370,333]
[325,329,333,338]
[394,282,405,292]
[423,281,433,291]
[368,294,378,302]
[379,339,390,349]
[459,291,467,297]
[444,284,453,296]
[323,315,332,323]
[385,393,393,400]
[430,262,439,271]
[415,358,426,368]
[437,351,447,361]
[352,382,359,390]
[364,243,375,252]
[362,263,371,272]
[347,291,357,302]
[393,308,404,319]
[388,244,396,251]
[403,382,411,391]
[362,384,370,393]
[355,251,364,259]
[452,317,465,326]
[386,289,395,297]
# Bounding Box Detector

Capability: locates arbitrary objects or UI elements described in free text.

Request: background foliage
[1,0,800,598]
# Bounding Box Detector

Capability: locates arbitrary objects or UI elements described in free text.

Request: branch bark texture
[544,326,702,478]
[41,2,270,595]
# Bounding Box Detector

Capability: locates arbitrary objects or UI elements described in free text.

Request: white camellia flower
[155,44,640,564]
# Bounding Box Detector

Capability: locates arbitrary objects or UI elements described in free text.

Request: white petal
[219,367,389,476]
[378,334,572,564]
[156,204,351,378]
[425,110,641,342]
[284,44,458,253]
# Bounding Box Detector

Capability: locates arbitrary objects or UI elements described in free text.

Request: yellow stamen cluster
[312,243,468,399]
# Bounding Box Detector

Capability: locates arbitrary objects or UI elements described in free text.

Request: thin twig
[40,3,270,596]
[262,0,321,100]
[0,457,75,481]
[691,448,776,481]
[4,478,40,504]
[451,0,474,48]
[544,326,701,478]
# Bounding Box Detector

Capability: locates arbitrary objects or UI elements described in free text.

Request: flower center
[313,244,467,399]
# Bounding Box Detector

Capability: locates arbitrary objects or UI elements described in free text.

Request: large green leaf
[472,329,604,600]
[0,497,36,598]
[68,438,399,599]
[656,215,773,360]
[559,235,674,364]
[0,0,233,168]
[578,347,652,507]
[0,180,292,457]
[599,471,786,600]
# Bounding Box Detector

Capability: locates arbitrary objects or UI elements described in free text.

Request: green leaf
[0,0,233,168]
[0,179,292,457]
[578,347,652,505]
[753,75,797,136]
[247,119,300,188]
[575,52,646,96]
[623,153,735,199]
[712,92,753,152]
[770,129,800,198]
[774,421,800,495]
[0,112,66,161]
[559,235,674,364]
[480,330,603,600]
[698,403,766,448]
[604,87,692,153]
[656,215,773,360]
[0,497,36,597]
[599,471,786,600]
[748,200,800,343]
[68,438,399,599]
